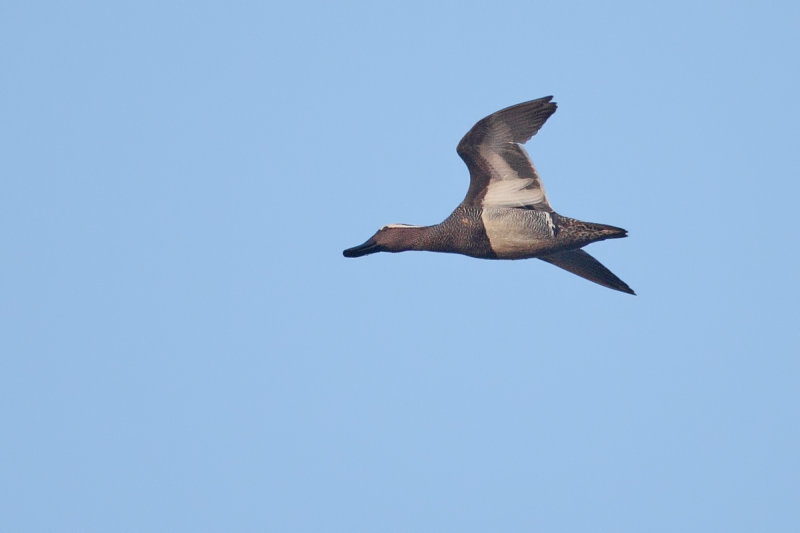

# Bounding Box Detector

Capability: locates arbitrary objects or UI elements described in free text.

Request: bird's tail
[553,214,628,245]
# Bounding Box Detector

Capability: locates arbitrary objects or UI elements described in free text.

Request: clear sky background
[2,1,799,531]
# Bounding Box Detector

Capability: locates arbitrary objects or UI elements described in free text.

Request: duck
[343,96,635,295]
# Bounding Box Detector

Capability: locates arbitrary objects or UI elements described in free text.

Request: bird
[342,96,635,295]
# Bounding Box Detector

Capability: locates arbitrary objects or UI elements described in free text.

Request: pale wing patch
[479,147,548,209]
[483,179,546,207]
[481,147,521,181]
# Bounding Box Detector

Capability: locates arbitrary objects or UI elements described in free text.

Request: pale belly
[481,208,557,259]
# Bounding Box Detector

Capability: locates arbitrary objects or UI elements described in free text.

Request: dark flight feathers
[539,249,636,295]
[456,96,557,211]
[457,96,557,150]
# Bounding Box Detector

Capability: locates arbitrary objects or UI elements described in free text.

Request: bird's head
[342,224,424,257]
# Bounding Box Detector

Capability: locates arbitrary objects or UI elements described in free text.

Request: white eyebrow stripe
[380,223,423,230]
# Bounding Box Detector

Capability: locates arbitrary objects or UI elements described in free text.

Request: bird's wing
[539,248,635,295]
[457,96,557,211]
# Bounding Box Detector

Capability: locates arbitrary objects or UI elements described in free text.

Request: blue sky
[2,1,799,531]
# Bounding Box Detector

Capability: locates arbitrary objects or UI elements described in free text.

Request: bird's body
[343,96,635,295]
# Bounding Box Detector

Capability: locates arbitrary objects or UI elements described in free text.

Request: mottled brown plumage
[343,97,635,295]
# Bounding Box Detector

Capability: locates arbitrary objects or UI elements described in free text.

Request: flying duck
[343,96,635,295]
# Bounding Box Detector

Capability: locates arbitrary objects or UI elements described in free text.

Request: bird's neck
[383,224,444,252]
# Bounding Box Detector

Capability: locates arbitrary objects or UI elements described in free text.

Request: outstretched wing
[539,248,635,295]
[457,96,557,211]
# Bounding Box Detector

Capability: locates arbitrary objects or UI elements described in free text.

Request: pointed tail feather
[552,214,628,245]
[539,249,635,295]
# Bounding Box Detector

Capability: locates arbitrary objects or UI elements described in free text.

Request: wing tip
[616,283,637,296]
[540,249,636,295]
